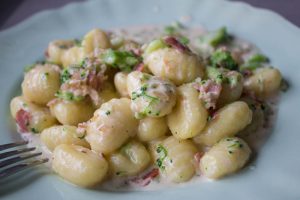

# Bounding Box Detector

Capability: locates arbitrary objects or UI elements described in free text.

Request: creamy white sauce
[17,25,279,191]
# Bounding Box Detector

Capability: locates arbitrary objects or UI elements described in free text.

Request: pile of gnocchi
[10,24,284,188]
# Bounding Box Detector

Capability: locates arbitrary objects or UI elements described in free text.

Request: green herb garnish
[55,90,84,101]
[105,110,111,115]
[156,144,168,170]
[31,127,38,134]
[60,68,72,84]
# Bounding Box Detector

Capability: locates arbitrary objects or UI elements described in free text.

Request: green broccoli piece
[101,49,140,72]
[210,49,238,70]
[240,54,269,71]
[199,27,230,47]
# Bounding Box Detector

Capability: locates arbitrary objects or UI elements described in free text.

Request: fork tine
[0,141,28,151]
[0,147,36,160]
[0,152,42,168]
[0,158,49,178]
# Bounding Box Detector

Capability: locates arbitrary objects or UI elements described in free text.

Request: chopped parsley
[210,49,238,70]
[226,138,243,154]
[31,127,38,134]
[55,90,84,101]
[131,84,160,118]
[156,144,168,170]
[115,171,127,176]
[60,68,72,84]
[105,110,111,115]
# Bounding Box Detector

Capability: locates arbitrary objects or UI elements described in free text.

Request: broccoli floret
[210,49,238,70]
[240,54,269,71]
[101,49,140,72]
[199,27,230,47]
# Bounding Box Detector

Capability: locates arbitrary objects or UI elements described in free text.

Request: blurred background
[0,0,299,31]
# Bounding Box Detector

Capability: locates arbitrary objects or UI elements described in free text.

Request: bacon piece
[194,80,222,109]
[15,109,31,133]
[130,168,159,187]
[164,36,191,53]
[135,63,145,72]
[194,152,204,164]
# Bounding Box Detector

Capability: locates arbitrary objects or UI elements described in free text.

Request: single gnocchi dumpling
[109,140,151,177]
[41,125,90,151]
[10,96,57,133]
[46,40,78,65]
[238,97,265,137]
[144,38,205,85]
[127,71,177,118]
[154,136,198,183]
[49,98,95,126]
[200,137,251,179]
[167,84,208,139]
[22,64,60,106]
[82,28,111,55]
[193,101,252,146]
[52,144,108,187]
[61,46,85,67]
[114,72,129,97]
[137,117,168,142]
[244,67,282,99]
[97,82,119,108]
[86,98,138,155]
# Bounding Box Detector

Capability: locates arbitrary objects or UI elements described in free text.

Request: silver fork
[0,141,48,178]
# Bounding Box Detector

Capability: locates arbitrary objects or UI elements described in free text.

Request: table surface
[0,0,299,31]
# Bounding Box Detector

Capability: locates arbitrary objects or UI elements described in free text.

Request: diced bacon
[135,63,145,72]
[194,79,222,109]
[15,109,31,133]
[129,168,159,187]
[194,152,204,164]
[77,122,87,134]
[164,36,191,53]
[47,98,60,107]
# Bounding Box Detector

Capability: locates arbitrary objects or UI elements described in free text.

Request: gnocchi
[49,99,95,125]
[41,125,90,151]
[200,137,251,179]
[167,84,208,139]
[10,96,57,133]
[137,117,168,142]
[244,67,282,99]
[127,71,177,118]
[193,101,252,146]
[109,140,151,176]
[144,40,205,85]
[52,144,108,187]
[22,64,60,105]
[85,98,138,155]
[155,136,198,183]
[10,25,285,188]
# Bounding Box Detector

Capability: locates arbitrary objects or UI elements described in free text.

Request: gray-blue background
[0,0,299,31]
